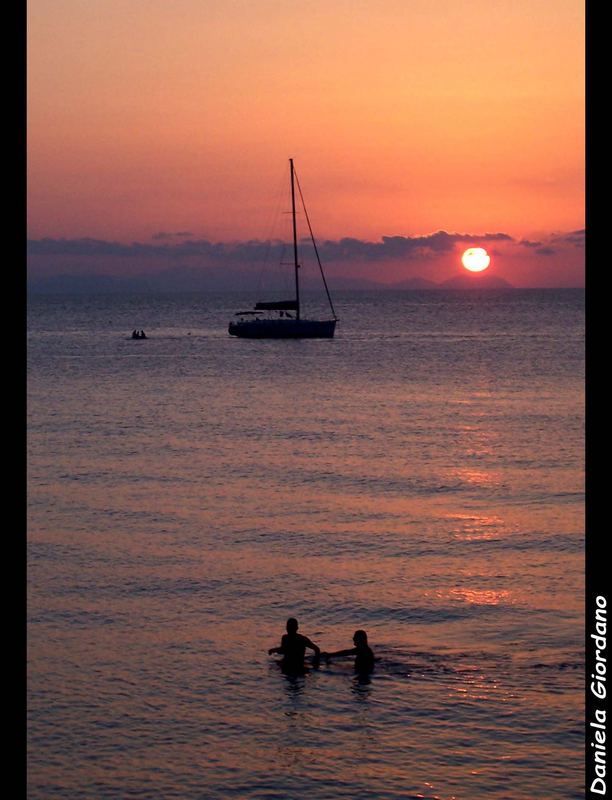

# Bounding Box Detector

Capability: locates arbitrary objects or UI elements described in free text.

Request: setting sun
[462,247,491,272]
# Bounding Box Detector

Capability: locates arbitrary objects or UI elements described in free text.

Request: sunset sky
[27,0,584,287]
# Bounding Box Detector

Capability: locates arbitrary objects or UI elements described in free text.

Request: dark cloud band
[27,230,514,264]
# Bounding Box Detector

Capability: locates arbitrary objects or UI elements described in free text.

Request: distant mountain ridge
[28,268,515,294]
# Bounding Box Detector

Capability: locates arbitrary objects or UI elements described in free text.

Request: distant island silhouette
[438,274,514,290]
[387,274,513,290]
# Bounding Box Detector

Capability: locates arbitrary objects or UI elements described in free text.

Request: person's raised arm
[303,637,320,657]
[268,633,289,656]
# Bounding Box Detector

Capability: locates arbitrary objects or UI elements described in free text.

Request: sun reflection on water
[446,588,513,606]
[447,512,514,541]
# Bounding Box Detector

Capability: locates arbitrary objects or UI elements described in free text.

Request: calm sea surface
[27,289,585,799]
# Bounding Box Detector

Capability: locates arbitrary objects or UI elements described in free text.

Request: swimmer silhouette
[268,618,320,673]
[322,630,375,674]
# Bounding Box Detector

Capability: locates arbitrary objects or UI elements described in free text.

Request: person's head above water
[286,617,299,634]
[353,629,368,646]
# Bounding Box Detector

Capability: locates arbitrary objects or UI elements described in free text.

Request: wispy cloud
[552,229,585,247]
[517,229,585,256]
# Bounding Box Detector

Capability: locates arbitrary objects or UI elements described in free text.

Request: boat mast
[294,170,338,321]
[290,158,300,320]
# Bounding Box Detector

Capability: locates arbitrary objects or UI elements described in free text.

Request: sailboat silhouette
[228,159,337,339]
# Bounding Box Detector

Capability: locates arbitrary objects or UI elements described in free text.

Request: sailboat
[228,159,337,339]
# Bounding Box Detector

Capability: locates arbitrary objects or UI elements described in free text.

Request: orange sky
[27,0,584,286]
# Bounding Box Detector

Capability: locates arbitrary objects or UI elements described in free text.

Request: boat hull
[228,318,336,339]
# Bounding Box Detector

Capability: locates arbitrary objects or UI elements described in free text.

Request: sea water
[27,289,584,799]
